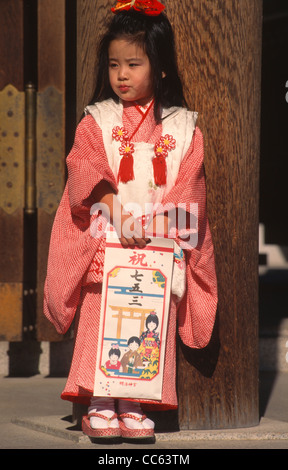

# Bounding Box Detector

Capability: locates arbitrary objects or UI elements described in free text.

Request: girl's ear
[162,71,166,78]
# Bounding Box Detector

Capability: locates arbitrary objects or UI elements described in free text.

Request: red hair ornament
[111,0,165,16]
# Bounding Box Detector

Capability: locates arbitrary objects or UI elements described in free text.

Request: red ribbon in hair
[112,0,165,16]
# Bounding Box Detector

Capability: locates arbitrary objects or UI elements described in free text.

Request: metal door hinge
[25,83,37,214]
[0,84,25,214]
[0,83,65,215]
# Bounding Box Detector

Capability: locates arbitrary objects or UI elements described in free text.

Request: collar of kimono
[116,98,169,186]
[129,98,155,140]
[117,99,154,183]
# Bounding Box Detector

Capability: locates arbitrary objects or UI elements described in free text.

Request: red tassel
[153,156,167,186]
[118,154,134,183]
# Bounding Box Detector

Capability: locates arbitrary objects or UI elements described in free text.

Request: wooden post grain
[168,0,262,429]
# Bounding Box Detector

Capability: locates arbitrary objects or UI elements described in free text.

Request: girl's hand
[118,212,150,248]
[92,180,150,248]
[146,213,169,238]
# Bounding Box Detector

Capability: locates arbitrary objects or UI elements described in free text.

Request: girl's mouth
[119,85,130,92]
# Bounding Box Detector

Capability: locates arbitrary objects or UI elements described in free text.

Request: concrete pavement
[0,371,288,450]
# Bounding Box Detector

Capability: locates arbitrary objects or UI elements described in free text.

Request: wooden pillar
[76,0,112,122]
[171,0,262,429]
[36,0,66,341]
[76,0,262,429]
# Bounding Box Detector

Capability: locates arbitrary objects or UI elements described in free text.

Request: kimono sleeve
[66,115,117,214]
[43,115,117,334]
[162,127,218,349]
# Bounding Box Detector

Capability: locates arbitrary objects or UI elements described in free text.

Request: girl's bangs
[110,30,147,51]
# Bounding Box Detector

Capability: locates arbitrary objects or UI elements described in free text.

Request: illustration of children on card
[100,307,161,380]
[121,337,143,374]
[138,312,160,365]
[105,344,122,372]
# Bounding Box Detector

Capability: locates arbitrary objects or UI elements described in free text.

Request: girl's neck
[135,97,154,112]
[122,98,155,115]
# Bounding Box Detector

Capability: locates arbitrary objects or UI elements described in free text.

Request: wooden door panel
[0,1,25,341]
[0,0,66,342]
[36,0,66,341]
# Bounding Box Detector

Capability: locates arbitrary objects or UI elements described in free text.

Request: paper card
[93,238,174,400]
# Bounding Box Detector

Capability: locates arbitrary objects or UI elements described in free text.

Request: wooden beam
[0,0,25,341]
[0,0,24,90]
[76,0,113,121]
[169,0,262,429]
[36,0,66,341]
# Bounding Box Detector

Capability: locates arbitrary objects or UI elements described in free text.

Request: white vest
[85,99,198,300]
[85,99,197,213]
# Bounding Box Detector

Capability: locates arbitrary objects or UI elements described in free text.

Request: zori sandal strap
[119,413,155,439]
[119,413,147,422]
[82,412,121,438]
[88,412,118,424]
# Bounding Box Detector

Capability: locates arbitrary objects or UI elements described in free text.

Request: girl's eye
[109,63,118,68]
[129,63,139,68]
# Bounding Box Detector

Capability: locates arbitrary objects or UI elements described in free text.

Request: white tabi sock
[88,397,119,429]
[118,400,155,430]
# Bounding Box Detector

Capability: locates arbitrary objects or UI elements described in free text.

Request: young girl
[105,344,122,371]
[44,1,218,440]
[138,312,160,364]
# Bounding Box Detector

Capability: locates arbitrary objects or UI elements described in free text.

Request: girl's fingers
[119,236,145,248]
[119,213,151,248]
[119,234,150,248]
[132,237,147,248]
[118,236,129,247]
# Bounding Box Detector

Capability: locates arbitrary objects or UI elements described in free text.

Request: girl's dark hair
[90,10,187,121]
[109,347,121,358]
[146,313,159,330]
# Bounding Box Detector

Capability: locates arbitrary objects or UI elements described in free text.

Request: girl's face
[147,321,157,332]
[110,353,118,364]
[108,38,154,106]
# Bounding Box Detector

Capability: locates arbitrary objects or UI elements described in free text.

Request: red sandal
[82,412,121,438]
[119,413,155,439]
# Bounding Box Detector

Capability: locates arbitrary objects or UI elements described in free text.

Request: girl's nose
[118,66,128,80]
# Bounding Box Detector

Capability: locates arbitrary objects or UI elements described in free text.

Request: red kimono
[43,100,218,410]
